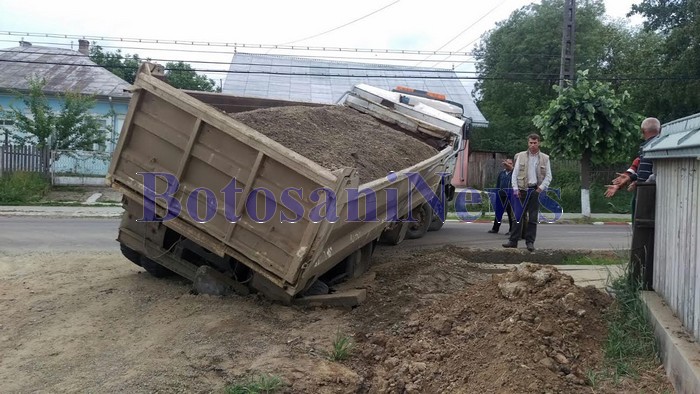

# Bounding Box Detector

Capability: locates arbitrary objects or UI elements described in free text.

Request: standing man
[488,158,514,235]
[503,134,552,252]
[605,117,661,197]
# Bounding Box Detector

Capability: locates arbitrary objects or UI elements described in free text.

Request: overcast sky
[0,0,643,91]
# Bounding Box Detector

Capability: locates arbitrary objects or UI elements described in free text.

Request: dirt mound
[229,106,438,184]
[350,263,613,393]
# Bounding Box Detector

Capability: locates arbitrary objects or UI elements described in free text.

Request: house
[0,39,132,181]
[640,112,700,392]
[222,52,489,128]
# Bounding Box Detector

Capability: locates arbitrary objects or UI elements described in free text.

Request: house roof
[644,112,700,159]
[222,53,489,127]
[0,45,131,99]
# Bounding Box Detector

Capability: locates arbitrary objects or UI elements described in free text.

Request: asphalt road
[0,217,631,253]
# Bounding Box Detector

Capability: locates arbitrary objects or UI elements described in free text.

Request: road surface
[0,217,631,253]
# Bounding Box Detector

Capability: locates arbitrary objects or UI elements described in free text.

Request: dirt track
[0,247,672,393]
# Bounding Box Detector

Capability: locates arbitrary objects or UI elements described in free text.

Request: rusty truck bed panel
[108,68,450,295]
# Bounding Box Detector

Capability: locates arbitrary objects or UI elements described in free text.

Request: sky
[0,0,644,92]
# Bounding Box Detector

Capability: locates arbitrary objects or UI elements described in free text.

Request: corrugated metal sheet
[223,53,489,127]
[653,159,700,341]
[0,45,131,99]
[645,112,700,159]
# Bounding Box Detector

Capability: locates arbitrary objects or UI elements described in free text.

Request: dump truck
[108,63,470,305]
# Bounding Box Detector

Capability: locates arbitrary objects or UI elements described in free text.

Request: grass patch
[225,373,283,394]
[561,255,625,265]
[0,172,50,204]
[586,260,662,387]
[328,331,354,361]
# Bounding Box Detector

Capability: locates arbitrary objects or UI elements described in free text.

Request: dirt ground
[229,106,438,184]
[0,246,672,393]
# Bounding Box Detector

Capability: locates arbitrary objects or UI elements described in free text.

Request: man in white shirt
[502,134,553,252]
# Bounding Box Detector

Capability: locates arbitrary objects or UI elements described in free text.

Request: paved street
[0,216,631,254]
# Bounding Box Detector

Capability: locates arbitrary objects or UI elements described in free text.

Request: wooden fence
[0,145,50,177]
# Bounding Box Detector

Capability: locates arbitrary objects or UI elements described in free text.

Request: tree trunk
[580,150,592,218]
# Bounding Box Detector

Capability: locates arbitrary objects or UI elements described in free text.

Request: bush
[548,168,633,214]
[0,172,50,204]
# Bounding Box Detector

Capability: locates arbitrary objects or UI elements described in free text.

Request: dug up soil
[0,246,672,393]
[229,106,438,184]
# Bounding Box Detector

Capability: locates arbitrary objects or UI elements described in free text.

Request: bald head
[641,117,661,140]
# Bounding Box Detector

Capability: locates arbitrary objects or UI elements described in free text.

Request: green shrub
[0,172,50,204]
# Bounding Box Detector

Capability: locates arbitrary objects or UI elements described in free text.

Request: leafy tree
[628,0,700,121]
[473,0,656,154]
[165,61,221,92]
[472,0,617,154]
[89,43,142,84]
[533,70,641,217]
[1,77,107,167]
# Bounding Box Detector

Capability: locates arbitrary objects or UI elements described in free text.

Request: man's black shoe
[502,242,517,248]
[526,243,535,252]
[488,229,498,234]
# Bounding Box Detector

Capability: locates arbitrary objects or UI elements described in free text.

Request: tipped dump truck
[108,64,470,305]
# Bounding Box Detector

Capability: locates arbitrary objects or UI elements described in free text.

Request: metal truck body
[109,64,467,303]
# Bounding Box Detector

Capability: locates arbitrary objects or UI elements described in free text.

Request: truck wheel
[406,203,433,239]
[139,255,174,278]
[379,220,409,245]
[120,243,142,267]
[303,280,330,296]
[428,214,445,232]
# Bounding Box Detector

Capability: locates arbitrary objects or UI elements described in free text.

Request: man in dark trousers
[503,134,552,252]
[488,158,514,235]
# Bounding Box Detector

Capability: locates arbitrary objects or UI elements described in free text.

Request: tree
[165,61,221,92]
[89,43,142,84]
[472,0,618,154]
[627,0,700,121]
[1,77,107,170]
[533,70,641,217]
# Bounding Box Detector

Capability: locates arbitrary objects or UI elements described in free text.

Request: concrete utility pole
[559,0,576,89]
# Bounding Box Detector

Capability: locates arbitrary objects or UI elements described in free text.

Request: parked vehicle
[108,63,470,304]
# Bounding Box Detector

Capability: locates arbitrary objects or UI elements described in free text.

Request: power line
[281,0,401,45]
[0,49,482,71]
[0,40,481,64]
[418,0,509,66]
[0,30,474,57]
[3,59,700,82]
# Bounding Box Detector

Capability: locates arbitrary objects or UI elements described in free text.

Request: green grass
[225,374,283,394]
[561,255,626,265]
[585,259,662,388]
[0,172,50,204]
[328,331,354,361]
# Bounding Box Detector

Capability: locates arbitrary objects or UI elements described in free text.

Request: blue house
[0,40,131,178]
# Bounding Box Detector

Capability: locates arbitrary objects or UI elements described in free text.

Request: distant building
[222,52,488,128]
[0,39,131,152]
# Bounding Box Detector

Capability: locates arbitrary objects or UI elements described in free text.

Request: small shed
[644,112,700,341]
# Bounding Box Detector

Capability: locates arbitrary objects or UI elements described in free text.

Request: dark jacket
[496,169,512,191]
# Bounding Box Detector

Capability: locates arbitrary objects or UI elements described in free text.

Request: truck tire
[406,203,433,239]
[303,279,330,296]
[379,220,409,245]
[428,214,445,232]
[139,255,174,278]
[120,243,142,267]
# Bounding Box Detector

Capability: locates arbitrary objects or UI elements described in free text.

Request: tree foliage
[89,43,142,84]
[165,61,220,92]
[533,70,641,165]
[472,0,614,154]
[1,78,107,151]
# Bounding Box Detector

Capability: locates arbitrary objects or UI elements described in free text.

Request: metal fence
[51,150,112,186]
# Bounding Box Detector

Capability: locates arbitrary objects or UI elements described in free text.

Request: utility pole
[559,0,576,89]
